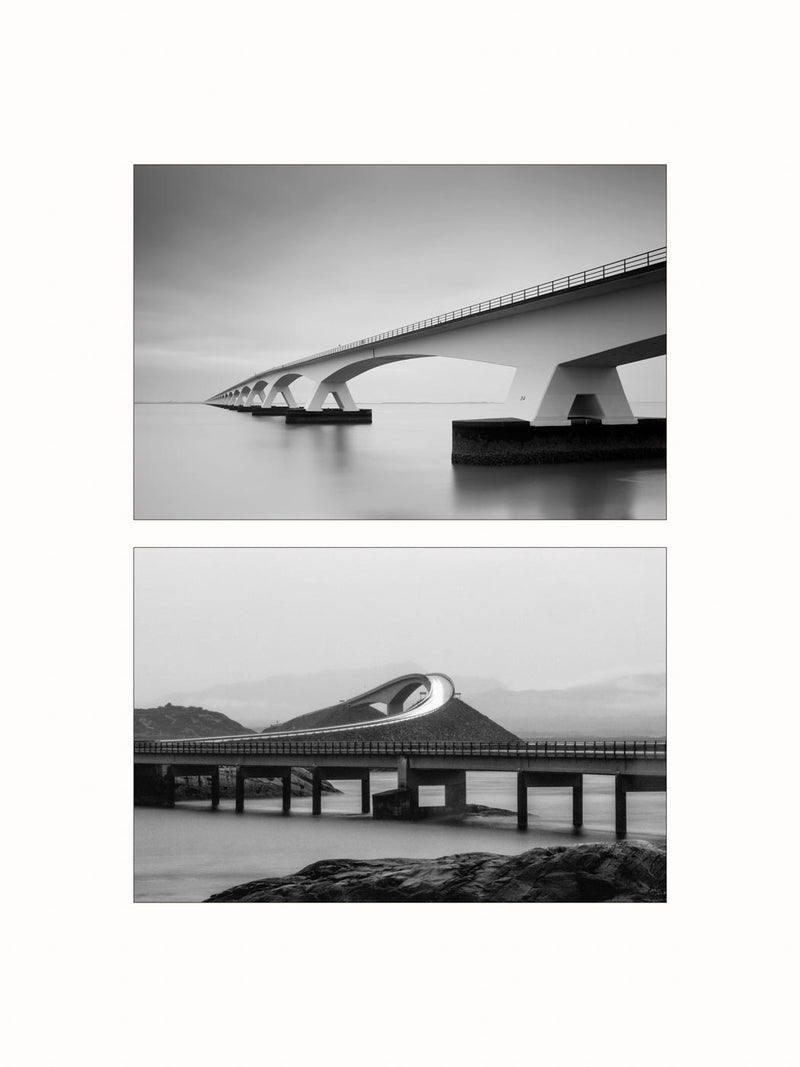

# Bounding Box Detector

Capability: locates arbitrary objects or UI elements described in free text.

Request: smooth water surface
[134,772,666,901]
[135,403,666,519]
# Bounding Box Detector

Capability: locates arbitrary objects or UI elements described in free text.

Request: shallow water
[135,402,666,519]
[134,772,666,902]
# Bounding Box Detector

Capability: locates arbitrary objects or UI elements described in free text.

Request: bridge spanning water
[207,248,666,435]
[134,737,666,838]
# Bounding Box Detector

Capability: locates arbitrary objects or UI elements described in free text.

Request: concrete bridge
[206,248,665,428]
[134,736,666,838]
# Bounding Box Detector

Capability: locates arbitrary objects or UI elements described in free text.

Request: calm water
[135,403,666,519]
[134,772,666,901]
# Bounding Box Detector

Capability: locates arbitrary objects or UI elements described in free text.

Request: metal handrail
[134,738,667,760]
[207,247,667,399]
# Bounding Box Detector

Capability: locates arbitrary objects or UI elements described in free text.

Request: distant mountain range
[471,674,666,738]
[160,666,665,737]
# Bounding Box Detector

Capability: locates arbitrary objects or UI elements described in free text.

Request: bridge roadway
[134,738,666,838]
[206,248,666,427]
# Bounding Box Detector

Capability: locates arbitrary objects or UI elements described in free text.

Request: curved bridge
[207,248,666,426]
[134,670,665,837]
[159,672,456,743]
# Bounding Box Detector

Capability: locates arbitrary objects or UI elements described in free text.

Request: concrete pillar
[312,770,322,815]
[235,766,245,814]
[282,773,292,815]
[615,775,627,838]
[361,774,371,814]
[211,769,220,810]
[517,772,528,830]
[573,777,583,829]
[445,774,467,812]
[307,379,358,412]
[166,766,175,808]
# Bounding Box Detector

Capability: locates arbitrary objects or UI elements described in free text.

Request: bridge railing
[208,246,667,398]
[134,738,666,761]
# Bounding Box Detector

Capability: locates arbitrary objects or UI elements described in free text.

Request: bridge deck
[210,248,666,399]
[134,738,666,777]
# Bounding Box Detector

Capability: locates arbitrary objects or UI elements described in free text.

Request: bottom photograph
[134,547,666,903]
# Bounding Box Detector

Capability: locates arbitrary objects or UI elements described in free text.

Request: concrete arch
[248,379,269,407]
[207,257,666,424]
[306,354,430,411]
[264,372,302,409]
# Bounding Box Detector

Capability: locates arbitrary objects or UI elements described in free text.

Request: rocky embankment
[167,766,339,801]
[206,841,666,903]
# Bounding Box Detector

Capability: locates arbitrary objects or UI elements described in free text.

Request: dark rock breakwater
[206,840,666,903]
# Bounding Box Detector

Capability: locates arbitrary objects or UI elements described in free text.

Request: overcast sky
[134,548,665,706]
[134,165,666,403]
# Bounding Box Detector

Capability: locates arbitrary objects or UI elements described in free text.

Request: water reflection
[449,461,652,519]
[135,403,666,520]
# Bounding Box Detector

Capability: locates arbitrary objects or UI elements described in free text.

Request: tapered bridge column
[307,379,358,412]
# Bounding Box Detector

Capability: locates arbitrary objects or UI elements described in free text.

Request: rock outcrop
[206,841,666,903]
[167,766,339,801]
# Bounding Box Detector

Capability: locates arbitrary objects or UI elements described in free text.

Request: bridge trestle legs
[517,772,584,832]
[614,773,667,839]
[235,766,295,814]
[312,768,371,815]
[395,760,468,818]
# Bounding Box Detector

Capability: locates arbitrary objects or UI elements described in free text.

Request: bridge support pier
[517,772,584,831]
[452,418,666,466]
[614,773,667,838]
[313,767,370,815]
[165,766,175,809]
[235,766,294,814]
[396,760,468,817]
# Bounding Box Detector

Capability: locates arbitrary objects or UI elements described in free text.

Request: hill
[261,697,519,744]
[163,665,504,730]
[262,701,380,734]
[133,704,254,739]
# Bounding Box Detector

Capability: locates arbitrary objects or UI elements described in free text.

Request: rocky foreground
[206,840,666,903]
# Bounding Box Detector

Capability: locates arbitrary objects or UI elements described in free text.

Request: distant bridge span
[207,249,666,426]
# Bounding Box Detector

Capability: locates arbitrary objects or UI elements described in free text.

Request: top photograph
[134,164,666,520]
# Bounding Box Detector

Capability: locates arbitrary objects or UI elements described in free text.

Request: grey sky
[134,548,665,706]
[134,165,666,402]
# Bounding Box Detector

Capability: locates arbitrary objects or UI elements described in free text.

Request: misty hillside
[467,674,666,737]
[134,705,254,739]
[262,702,382,733]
